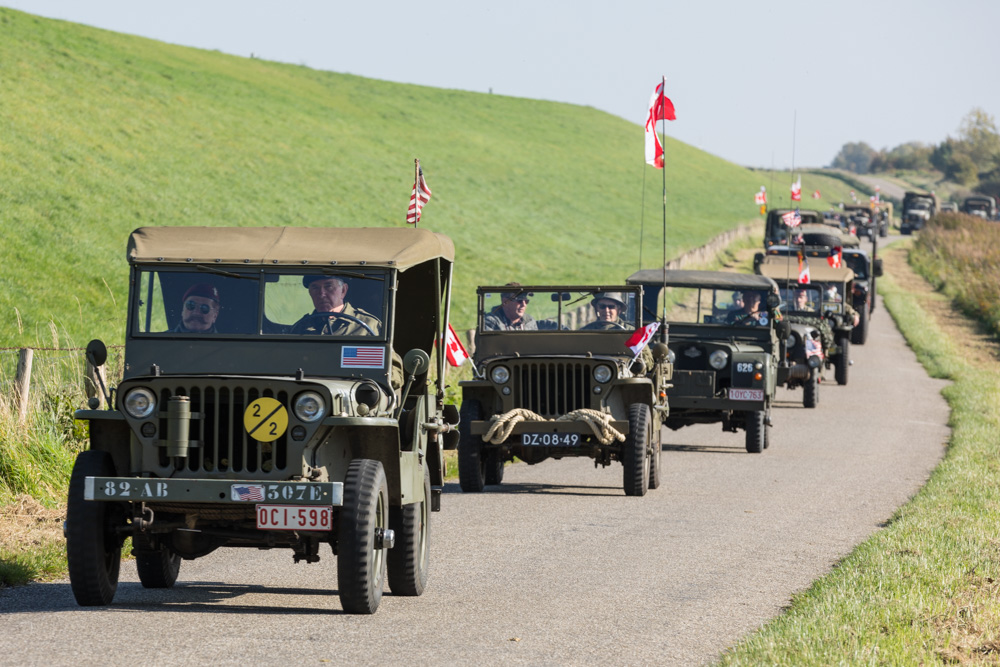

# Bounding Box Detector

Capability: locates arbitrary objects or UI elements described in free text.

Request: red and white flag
[644,80,676,169]
[444,323,469,367]
[828,246,842,268]
[626,321,660,357]
[406,161,432,225]
[754,187,767,205]
[790,175,802,202]
[798,256,811,284]
[812,190,821,199]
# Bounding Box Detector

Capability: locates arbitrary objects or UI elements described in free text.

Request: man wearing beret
[173,283,221,333]
[291,276,382,336]
[580,292,628,330]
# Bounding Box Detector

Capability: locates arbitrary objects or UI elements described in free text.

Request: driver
[291,276,382,336]
[580,292,628,330]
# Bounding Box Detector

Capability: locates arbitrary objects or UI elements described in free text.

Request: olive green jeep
[68,226,457,614]
[458,285,672,496]
[627,270,784,453]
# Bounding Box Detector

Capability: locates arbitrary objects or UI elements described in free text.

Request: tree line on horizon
[829,108,1000,198]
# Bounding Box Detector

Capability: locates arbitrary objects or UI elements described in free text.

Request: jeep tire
[458,400,487,492]
[745,410,765,454]
[851,304,869,345]
[804,369,819,409]
[67,450,124,606]
[835,337,850,385]
[484,448,505,486]
[135,543,181,589]
[388,466,430,597]
[623,403,651,496]
[337,459,389,614]
[648,421,663,489]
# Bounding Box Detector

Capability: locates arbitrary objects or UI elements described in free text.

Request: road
[1,244,949,665]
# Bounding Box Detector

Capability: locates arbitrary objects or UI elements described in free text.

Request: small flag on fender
[828,246,842,268]
[406,160,432,225]
[626,322,660,357]
[444,323,469,367]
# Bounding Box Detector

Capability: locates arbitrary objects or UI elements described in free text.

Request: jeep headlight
[491,365,510,384]
[667,348,676,364]
[786,333,798,348]
[708,350,729,370]
[593,364,613,383]
[123,387,156,419]
[294,391,326,422]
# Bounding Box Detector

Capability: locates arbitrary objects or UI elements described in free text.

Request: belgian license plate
[521,432,581,446]
[256,505,332,531]
[729,388,765,401]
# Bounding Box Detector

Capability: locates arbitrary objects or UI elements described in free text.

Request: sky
[4,0,999,169]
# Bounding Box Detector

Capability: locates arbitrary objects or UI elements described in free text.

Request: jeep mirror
[766,293,781,310]
[403,348,430,376]
[873,258,884,277]
[550,292,572,302]
[777,320,791,340]
[85,339,108,368]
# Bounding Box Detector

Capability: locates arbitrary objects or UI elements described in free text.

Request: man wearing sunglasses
[484,282,537,331]
[173,283,220,333]
[580,292,628,330]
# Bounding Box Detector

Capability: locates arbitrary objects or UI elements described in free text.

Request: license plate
[729,388,765,401]
[521,432,581,446]
[256,505,332,531]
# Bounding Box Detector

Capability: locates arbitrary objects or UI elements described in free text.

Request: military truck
[962,195,998,220]
[754,223,860,273]
[68,227,458,614]
[626,270,783,453]
[763,208,826,248]
[758,258,855,386]
[842,203,889,238]
[901,191,938,234]
[457,285,671,496]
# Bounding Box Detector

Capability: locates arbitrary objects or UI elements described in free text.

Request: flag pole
[413,158,420,229]
[660,75,668,337]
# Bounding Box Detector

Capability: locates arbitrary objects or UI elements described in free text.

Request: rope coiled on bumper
[482,408,626,445]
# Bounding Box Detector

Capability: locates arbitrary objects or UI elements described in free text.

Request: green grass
[718,244,1000,665]
[0,537,66,587]
[0,7,871,345]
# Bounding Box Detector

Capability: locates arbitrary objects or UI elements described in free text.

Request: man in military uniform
[483,282,537,331]
[580,292,628,330]
[291,276,382,335]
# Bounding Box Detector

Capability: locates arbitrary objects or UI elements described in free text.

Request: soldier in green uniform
[291,276,382,336]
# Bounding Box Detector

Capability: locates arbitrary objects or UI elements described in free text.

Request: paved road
[1,253,948,665]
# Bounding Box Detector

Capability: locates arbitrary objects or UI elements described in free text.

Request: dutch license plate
[521,432,581,446]
[729,388,765,401]
[256,505,332,531]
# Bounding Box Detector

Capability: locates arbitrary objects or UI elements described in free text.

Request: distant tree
[830,142,876,174]
[930,138,958,173]
[952,154,979,187]
[958,108,1000,170]
[885,142,933,171]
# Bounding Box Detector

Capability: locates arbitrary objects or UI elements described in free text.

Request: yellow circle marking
[243,397,288,443]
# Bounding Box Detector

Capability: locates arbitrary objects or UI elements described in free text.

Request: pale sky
[5,0,998,169]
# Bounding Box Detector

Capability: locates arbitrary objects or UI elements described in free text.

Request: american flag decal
[342,346,386,369]
[232,484,264,502]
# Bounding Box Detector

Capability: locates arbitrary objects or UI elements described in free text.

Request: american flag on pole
[406,160,432,225]
[232,484,264,501]
[341,346,386,368]
[782,210,802,227]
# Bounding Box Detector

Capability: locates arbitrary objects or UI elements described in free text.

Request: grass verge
[718,241,1000,665]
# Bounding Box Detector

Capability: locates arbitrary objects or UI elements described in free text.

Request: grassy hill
[0,8,869,346]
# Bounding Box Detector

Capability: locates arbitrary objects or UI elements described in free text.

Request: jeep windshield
[657,285,775,327]
[778,285,822,316]
[132,267,388,339]
[477,287,640,332]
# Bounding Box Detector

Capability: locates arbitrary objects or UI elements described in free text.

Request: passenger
[291,276,382,335]
[483,283,537,331]
[726,290,766,326]
[580,292,628,330]
[173,284,220,333]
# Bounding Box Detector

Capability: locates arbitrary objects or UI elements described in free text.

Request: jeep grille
[512,361,592,418]
[155,383,291,475]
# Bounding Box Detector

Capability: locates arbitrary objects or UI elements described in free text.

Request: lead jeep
[457,285,672,496]
[626,270,784,453]
[68,226,457,614]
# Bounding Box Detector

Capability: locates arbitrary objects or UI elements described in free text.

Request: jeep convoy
[901,191,938,234]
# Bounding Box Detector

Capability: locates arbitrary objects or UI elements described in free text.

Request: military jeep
[458,285,672,496]
[758,258,855,386]
[68,226,457,614]
[627,270,784,453]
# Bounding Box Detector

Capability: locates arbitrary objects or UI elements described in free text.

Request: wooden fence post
[85,359,106,410]
[15,348,33,423]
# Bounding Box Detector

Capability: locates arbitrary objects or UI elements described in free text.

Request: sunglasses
[595,303,620,310]
[505,297,529,305]
[185,300,215,314]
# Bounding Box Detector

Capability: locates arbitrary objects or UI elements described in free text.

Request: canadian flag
[644,80,676,169]
[626,321,660,356]
[828,246,843,268]
[798,256,811,284]
[790,176,802,202]
[754,187,767,205]
[812,190,821,199]
[444,323,469,367]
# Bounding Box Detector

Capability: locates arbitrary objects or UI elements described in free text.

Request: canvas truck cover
[627,269,778,292]
[128,226,455,270]
[758,257,855,284]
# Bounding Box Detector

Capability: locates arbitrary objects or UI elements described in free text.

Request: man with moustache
[173,283,221,333]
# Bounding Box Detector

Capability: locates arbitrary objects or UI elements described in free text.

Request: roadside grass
[718,242,1000,665]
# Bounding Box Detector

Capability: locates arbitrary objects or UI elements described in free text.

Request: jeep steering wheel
[303,311,376,336]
